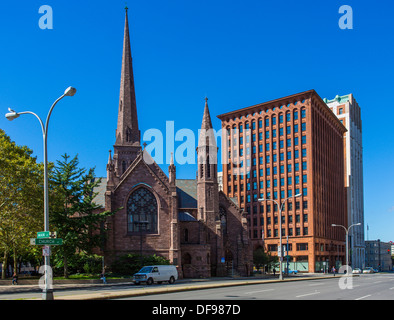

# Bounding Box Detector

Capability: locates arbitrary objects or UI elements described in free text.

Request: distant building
[217,90,348,272]
[365,240,393,271]
[325,94,365,269]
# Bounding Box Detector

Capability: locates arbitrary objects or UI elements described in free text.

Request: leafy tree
[253,246,277,272]
[50,154,114,278]
[0,129,44,278]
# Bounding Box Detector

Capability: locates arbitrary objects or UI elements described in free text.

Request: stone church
[97,8,253,278]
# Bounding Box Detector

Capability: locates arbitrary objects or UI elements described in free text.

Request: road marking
[296,291,320,298]
[355,295,371,300]
[389,287,394,290]
[308,282,324,286]
[244,288,275,295]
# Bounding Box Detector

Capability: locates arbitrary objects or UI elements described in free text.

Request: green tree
[50,154,114,278]
[253,246,277,273]
[0,129,44,278]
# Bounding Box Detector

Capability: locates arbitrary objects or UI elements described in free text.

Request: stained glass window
[127,187,158,233]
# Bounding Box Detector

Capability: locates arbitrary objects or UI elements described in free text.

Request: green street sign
[37,231,57,239]
[30,238,63,246]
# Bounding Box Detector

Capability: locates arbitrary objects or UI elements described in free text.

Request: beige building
[325,94,365,269]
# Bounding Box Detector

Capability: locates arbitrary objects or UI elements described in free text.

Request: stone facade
[96,9,253,278]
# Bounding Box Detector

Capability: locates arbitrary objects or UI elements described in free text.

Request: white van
[133,265,178,285]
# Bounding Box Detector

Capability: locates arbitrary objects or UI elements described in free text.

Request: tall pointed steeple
[112,7,142,177]
[198,97,217,148]
[116,7,140,146]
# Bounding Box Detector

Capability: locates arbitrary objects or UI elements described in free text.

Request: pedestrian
[12,272,18,285]
[332,266,336,276]
[273,268,276,276]
[100,271,107,284]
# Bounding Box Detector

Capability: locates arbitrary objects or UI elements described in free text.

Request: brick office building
[217,90,348,272]
[96,9,252,278]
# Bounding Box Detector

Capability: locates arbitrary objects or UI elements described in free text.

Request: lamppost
[5,86,77,300]
[259,193,302,280]
[134,220,149,267]
[331,223,361,274]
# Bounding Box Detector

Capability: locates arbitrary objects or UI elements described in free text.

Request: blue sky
[0,0,393,242]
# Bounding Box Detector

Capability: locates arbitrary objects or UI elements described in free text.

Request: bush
[53,253,102,276]
[110,253,170,275]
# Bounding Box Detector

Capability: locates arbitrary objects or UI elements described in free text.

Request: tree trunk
[63,256,68,278]
[2,251,8,279]
[13,247,17,276]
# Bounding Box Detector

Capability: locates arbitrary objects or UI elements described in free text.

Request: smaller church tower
[196,97,219,222]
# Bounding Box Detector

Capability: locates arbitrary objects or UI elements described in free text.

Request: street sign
[37,231,57,239]
[30,238,63,245]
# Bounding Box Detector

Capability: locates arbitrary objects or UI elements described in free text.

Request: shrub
[110,253,170,275]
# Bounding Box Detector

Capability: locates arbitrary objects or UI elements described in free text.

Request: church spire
[198,97,216,148]
[116,7,140,146]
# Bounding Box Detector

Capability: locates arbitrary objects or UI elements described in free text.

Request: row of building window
[231,150,307,170]
[246,201,308,214]
[256,213,308,225]
[250,227,309,239]
[239,187,308,203]
[232,175,308,191]
[231,108,307,133]
[230,182,307,195]
[267,243,309,252]
[229,161,307,180]
[263,243,345,253]
[230,123,307,144]
[236,143,307,159]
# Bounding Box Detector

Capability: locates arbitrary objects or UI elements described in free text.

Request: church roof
[176,179,197,209]
[92,177,107,208]
[178,211,197,221]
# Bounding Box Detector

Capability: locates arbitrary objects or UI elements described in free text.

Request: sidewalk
[1,273,338,300]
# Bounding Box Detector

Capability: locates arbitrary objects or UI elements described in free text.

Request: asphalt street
[0,273,393,300]
[118,273,394,300]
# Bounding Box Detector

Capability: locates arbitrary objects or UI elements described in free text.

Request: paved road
[1,273,393,300]
[118,274,394,300]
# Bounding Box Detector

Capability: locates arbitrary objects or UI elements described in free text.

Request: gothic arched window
[127,187,158,233]
[219,206,227,235]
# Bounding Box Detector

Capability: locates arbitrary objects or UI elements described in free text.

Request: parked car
[352,268,362,274]
[287,269,298,274]
[363,267,374,274]
[133,265,178,285]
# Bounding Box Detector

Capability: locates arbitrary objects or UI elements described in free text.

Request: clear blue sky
[0,0,393,242]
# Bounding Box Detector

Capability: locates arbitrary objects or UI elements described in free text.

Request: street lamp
[134,220,149,267]
[5,86,77,300]
[331,223,361,274]
[259,193,302,280]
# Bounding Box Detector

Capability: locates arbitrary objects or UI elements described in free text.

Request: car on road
[363,267,374,274]
[352,268,362,274]
[133,265,178,285]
